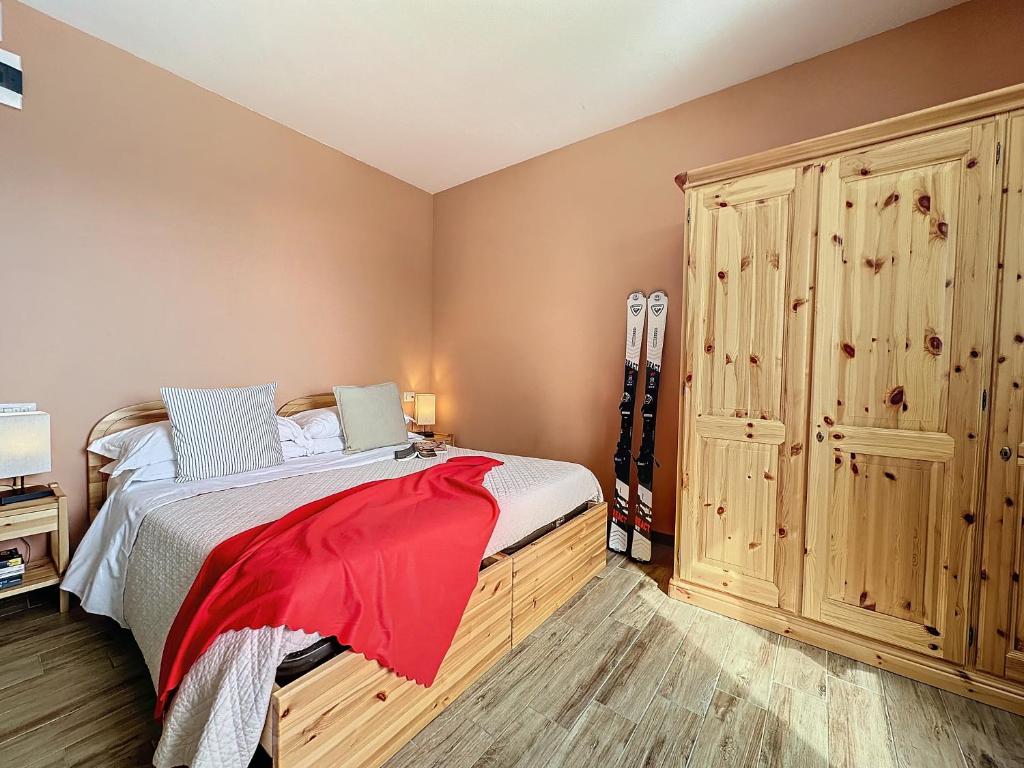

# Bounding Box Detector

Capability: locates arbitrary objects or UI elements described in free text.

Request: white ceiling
[22,0,962,192]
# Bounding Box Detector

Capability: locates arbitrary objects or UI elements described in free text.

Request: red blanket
[156,455,502,718]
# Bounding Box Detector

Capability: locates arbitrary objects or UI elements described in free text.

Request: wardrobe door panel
[803,122,1002,664]
[977,111,1024,679]
[679,165,817,611]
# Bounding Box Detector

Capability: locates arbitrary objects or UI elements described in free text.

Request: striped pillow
[160,384,285,482]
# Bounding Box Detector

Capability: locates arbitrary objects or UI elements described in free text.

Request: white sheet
[64,444,409,625]
[63,446,601,768]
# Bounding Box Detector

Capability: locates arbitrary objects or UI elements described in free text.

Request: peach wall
[432,0,1024,535]
[0,3,434,549]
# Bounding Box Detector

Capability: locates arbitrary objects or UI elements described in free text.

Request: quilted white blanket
[74,448,600,768]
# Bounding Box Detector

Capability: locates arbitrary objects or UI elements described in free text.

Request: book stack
[412,440,449,459]
[0,548,25,590]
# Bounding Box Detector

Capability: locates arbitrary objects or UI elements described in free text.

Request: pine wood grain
[677,89,1024,717]
[802,120,1000,666]
[679,164,816,613]
[976,111,1024,680]
[681,84,1024,188]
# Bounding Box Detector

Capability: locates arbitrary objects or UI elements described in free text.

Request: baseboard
[668,577,1024,716]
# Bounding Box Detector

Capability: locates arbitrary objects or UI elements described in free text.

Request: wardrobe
[671,84,1024,714]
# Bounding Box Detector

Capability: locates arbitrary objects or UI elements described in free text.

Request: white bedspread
[63,447,601,768]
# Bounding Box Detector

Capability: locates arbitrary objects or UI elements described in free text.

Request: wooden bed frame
[86,395,607,768]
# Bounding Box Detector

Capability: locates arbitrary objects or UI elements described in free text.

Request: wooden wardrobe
[671,84,1024,715]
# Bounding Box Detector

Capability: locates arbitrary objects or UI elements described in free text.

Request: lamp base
[0,485,55,506]
[415,430,435,438]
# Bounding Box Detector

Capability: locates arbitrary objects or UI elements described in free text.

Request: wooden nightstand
[0,483,69,612]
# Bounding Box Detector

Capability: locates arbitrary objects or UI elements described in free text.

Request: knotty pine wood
[510,501,606,645]
[677,86,1024,716]
[272,555,514,768]
[976,109,1024,680]
[803,119,1002,666]
[680,83,1024,188]
[1,549,1022,767]
[678,163,817,613]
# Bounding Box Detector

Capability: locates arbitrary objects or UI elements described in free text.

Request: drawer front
[0,507,58,538]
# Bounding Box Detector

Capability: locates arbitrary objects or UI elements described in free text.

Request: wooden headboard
[86,393,336,521]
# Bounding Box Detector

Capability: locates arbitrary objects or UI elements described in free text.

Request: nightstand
[0,483,69,612]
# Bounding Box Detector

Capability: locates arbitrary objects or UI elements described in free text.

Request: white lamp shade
[414,393,436,427]
[0,412,51,478]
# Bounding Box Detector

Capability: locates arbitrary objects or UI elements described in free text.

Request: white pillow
[292,407,414,440]
[89,422,175,476]
[100,458,176,483]
[307,436,346,455]
[291,408,343,440]
[90,416,306,477]
[99,438,311,484]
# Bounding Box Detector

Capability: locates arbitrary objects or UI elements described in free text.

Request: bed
[68,394,607,768]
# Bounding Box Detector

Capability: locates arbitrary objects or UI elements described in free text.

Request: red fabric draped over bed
[156,455,502,718]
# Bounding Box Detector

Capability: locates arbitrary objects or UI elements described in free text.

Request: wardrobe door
[977,111,1024,680]
[678,165,817,612]
[803,121,1002,664]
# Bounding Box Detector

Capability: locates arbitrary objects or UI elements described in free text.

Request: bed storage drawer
[510,500,606,646]
[270,553,512,768]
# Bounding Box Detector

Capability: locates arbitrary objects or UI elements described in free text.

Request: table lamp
[0,411,54,506]
[414,393,436,438]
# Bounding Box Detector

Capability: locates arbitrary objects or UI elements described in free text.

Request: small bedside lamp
[0,411,54,506]
[414,393,436,438]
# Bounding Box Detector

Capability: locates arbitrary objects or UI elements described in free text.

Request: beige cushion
[333,382,408,453]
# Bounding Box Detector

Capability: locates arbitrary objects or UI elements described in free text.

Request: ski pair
[608,290,668,563]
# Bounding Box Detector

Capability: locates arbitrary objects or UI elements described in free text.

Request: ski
[631,290,668,563]
[609,291,647,553]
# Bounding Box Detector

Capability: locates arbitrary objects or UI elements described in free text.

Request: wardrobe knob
[816,431,825,443]
[1000,446,1012,462]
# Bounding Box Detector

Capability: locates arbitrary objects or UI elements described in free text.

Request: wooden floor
[0,548,1022,767]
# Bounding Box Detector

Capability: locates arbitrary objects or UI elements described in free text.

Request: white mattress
[63,446,601,768]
